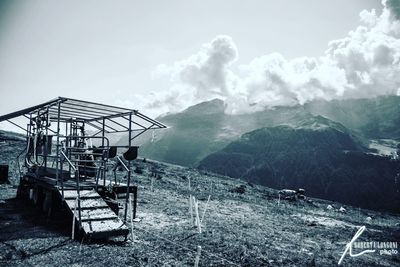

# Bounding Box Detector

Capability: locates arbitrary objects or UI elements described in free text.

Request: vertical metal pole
[55,102,61,188]
[69,119,72,174]
[35,109,40,178]
[66,120,70,176]
[124,112,132,223]
[102,118,105,147]
[133,186,137,219]
[27,114,32,167]
[60,155,64,199]
[102,117,105,186]
[44,108,49,169]
[77,168,81,224]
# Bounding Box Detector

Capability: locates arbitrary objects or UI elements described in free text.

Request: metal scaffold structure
[0,97,166,239]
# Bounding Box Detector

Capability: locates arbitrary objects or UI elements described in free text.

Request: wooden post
[194,198,201,233]
[194,245,202,267]
[189,195,193,226]
[79,236,84,254]
[200,195,211,224]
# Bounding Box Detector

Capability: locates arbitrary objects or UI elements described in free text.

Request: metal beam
[85,121,110,133]
[107,118,129,130]
[0,97,62,122]
[90,119,118,132]
[57,103,117,116]
[49,106,111,118]
[61,97,133,112]
[6,120,28,133]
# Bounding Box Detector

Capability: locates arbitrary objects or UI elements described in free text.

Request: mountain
[135,100,328,166]
[198,120,400,213]
[129,99,231,166]
[304,95,400,139]
[135,95,400,167]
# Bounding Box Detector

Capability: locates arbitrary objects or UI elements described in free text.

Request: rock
[327,205,334,210]
[366,216,372,221]
[230,185,246,194]
[339,206,346,213]
[308,221,317,227]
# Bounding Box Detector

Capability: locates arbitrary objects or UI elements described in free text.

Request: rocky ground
[0,158,399,266]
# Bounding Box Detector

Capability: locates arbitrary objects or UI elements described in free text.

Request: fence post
[194,198,201,233]
[194,245,202,267]
[200,195,211,224]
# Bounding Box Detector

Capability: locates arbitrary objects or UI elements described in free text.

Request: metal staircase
[58,188,129,239]
[58,137,132,239]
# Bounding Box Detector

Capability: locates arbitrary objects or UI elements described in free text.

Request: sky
[1,0,399,131]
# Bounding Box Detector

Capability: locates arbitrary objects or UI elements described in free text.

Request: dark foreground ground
[0,160,400,267]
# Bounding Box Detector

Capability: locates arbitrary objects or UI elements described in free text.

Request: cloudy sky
[1,0,399,129]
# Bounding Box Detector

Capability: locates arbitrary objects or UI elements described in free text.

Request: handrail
[116,155,132,223]
[59,149,81,224]
[117,156,129,172]
[65,135,110,148]
[60,150,77,171]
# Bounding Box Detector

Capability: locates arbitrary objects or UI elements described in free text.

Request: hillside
[0,133,399,266]
[198,122,400,213]
[130,99,231,166]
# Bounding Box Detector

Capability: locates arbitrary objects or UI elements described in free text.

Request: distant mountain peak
[284,114,349,133]
[183,98,226,115]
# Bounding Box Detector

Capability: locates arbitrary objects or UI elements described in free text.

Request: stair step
[65,198,109,209]
[81,216,118,222]
[79,207,118,220]
[81,218,128,235]
[62,190,100,199]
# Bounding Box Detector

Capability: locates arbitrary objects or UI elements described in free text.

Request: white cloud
[146,0,400,115]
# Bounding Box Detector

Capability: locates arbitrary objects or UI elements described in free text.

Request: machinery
[0,97,166,239]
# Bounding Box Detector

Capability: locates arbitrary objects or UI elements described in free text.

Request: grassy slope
[0,132,399,266]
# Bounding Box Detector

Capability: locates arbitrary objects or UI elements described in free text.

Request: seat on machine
[123,146,138,161]
[91,146,117,159]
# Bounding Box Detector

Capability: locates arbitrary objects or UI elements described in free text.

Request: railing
[109,156,129,188]
[64,135,110,186]
[115,156,132,223]
[60,150,81,224]
[117,156,129,172]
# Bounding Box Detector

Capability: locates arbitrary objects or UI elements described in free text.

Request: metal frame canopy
[0,97,167,236]
[0,97,167,140]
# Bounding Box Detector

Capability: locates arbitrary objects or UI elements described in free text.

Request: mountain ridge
[198,120,400,213]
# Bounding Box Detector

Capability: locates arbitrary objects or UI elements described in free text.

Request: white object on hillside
[194,245,202,267]
[189,195,193,225]
[327,205,334,210]
[366,216,372,221]
[339,206,346,213]
[200,195,211,224]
